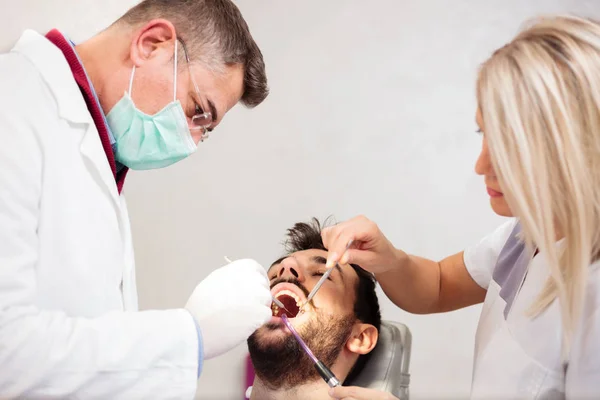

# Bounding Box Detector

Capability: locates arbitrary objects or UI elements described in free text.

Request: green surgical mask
[106,41,197,170]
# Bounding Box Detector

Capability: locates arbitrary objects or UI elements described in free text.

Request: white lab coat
[0,30,199,398]
[464,218,600,399]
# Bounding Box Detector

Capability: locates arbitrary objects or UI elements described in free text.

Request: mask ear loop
[128,65,136,97]
[173,40,178,102]
[127,40,178,100]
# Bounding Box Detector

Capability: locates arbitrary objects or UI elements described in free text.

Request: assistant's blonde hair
[477,14,600,360]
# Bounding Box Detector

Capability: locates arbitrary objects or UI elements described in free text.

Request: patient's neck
[250,378,331,400]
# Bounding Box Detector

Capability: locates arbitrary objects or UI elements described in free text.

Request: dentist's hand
[185,259,272,359]
[322,215,402,275]
[329,386,399,400]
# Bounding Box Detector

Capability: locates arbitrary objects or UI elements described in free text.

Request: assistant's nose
[276,257,305,282]
[475,137,493,176]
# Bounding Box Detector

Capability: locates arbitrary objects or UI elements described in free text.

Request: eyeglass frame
[177,37,214,142]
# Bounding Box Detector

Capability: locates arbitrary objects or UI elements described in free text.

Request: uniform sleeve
[462,218,518,289]
[0,52,200,398]
[565,266,600,398]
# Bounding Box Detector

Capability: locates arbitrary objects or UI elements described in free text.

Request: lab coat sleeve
[0,53,199,399]
[463,218,518,289]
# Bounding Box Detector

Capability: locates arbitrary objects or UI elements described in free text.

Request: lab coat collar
[10,29,124,207]
[10,29,93,125]
[43,29,129,194]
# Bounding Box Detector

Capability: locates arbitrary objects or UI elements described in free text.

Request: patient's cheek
[312,300,342,317]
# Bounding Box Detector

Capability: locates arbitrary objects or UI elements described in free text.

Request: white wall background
[2,0,598,399]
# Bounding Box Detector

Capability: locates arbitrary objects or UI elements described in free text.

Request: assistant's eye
[476,128,483,135]
[194,103,204,116]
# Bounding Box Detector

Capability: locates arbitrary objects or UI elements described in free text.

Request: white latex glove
[186,259,272,360]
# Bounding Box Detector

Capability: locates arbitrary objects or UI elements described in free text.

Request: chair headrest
[344,320,412,399]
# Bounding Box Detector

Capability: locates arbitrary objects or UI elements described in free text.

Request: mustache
[270,277,310,298]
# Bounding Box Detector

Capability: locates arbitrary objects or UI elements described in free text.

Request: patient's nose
[277,257,304,281]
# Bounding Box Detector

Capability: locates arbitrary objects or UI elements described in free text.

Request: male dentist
[0,0,271,398]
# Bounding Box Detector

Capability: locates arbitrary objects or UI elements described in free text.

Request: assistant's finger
[325,234,354,268]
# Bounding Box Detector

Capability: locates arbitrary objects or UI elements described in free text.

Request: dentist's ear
[129,19,177,66]
[345,323,378,355]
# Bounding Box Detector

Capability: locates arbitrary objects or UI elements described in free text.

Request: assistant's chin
[490,197,513,217]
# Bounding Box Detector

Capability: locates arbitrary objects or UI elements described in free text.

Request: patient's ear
[345,323,378,355]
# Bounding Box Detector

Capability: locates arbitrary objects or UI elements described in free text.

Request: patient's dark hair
[282,217,381,384]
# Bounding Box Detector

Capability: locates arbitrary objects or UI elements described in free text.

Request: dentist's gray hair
[117,0,268,107]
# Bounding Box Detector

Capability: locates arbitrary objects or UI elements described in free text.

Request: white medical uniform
[0,31,198,398]
[464,218,600,399]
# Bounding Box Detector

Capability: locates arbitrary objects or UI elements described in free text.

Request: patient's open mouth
[272,292,300,318]
[271,286,304,318]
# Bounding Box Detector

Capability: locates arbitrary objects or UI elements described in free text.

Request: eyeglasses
[178,38,214,142]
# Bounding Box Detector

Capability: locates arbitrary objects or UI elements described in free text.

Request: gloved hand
[185,259,272,360]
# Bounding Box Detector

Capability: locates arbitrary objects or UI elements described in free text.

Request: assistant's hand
[329,386,399,400]
[322,215,402,275]
[185,259,272,359]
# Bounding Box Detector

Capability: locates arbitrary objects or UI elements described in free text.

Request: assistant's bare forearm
[375,251,486,314]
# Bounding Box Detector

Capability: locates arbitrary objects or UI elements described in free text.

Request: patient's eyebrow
[312,256,327,264]
[311,256,344,282]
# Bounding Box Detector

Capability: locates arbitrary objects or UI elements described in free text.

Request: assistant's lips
[486,187,503,197]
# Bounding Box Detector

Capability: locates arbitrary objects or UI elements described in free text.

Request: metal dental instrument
[303,268,334,307]
[281,314,340,388]
[302,239,354,309]
[224,256,292,314]
[272,296,290,313]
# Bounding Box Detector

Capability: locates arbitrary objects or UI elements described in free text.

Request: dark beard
[247,311,355,390]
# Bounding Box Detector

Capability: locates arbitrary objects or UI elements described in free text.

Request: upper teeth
[275,290,302,306]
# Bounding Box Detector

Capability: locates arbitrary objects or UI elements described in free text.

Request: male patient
[246,218,382,400]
